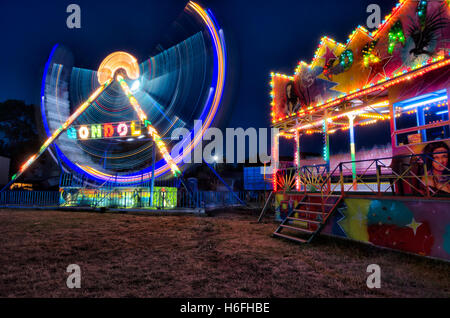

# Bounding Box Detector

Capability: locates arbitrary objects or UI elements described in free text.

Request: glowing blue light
[401,97,447,111]
[131,80,140,93]
[395,89,448,111]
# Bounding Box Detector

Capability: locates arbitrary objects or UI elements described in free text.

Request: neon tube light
[400,96,448,111]
[116,75,148,122]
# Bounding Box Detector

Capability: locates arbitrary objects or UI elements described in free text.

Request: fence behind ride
[0,189,247,210]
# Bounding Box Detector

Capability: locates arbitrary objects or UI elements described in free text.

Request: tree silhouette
[0,100,41,173]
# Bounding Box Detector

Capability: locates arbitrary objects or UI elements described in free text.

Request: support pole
[203,159,246,206]
[416,106,427,143]
[295,130,301,191]
[323,115,332,194]
[348,114,357,191]
[272,131,280,192]
[150,141,156,207]
[103,142,112,170]
[389,99,396,152]
[322,118,331,172]
[258,191,274,223]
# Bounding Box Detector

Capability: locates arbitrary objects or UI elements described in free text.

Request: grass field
[0,209,448,298]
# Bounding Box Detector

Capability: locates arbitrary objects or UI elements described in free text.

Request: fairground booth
[269,0,450,261]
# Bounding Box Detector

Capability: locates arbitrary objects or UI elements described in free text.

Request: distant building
[0,156,10,186]
[244,167,272,191]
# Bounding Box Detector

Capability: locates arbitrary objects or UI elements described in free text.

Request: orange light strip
[146,122,181,177]
[372,0,408,38]
[11,79,112,182]
[97,51,140,85]
[274,57,450,125]
[116,75,147,122]
[116,75,181,177]
[289,100,389,133]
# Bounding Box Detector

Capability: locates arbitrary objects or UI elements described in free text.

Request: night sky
[0,0,398,156]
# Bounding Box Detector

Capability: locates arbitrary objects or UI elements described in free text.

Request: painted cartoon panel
[273,193,450,261]
[390,140,450,196]
[322,197,450,261]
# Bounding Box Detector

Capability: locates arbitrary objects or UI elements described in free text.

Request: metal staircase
[273,193,344,244]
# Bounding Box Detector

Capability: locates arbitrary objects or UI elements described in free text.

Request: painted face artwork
[285,82,301,114]
[432,147,449,174]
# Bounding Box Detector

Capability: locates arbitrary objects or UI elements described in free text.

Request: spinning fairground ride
[265,0,450,262]
[3,2,227,210]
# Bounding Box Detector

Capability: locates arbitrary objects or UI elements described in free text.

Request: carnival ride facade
[2,2,227,210]
[268,0,450,261]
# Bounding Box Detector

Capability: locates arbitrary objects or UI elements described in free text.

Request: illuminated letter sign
[117,123,128,137]
[67,127,77,139]
[79,126,89,140]
[104,124,114,138]
[131,121,141,136]
[91,124,102,139]
[72,121,145,140]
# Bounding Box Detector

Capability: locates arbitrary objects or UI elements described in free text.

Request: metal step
[273,232,308,244]
[272,194,343,245]
[306,193,341,198]
[294,209,328,215]
[287,217,321,225]
[280,224,315,234]
[297,201,335,207]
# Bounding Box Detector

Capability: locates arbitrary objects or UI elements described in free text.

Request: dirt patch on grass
[0,209,448,298]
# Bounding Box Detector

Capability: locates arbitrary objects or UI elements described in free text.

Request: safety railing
[60,189,247,209]
[276,151,450,199]
[60,188,179,209]
[0,191,60,207]
[0,189,247,210]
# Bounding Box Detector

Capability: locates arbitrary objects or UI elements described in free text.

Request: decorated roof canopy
[271,0,450,135]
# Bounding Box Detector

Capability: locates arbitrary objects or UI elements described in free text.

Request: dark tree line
[0,100,45,177]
